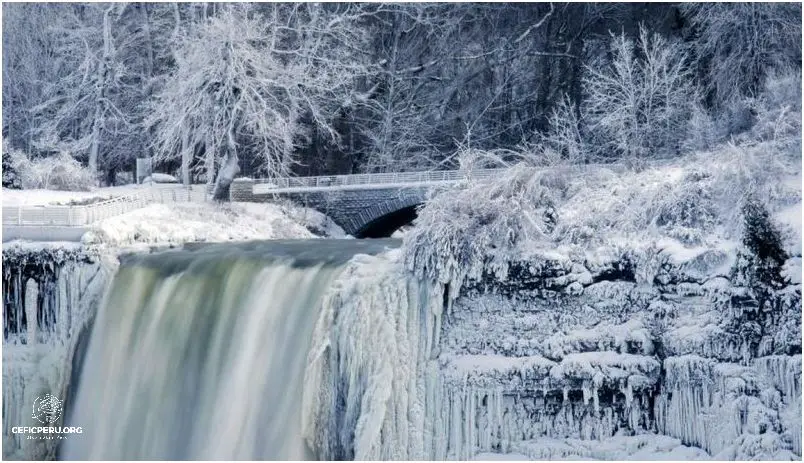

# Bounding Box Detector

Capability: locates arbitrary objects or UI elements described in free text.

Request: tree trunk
[181,131,191,186]
[211,150,239,201]
[88,6,114,180]
[205,132,215,192]
[140,4,154,79]
[211,126,239,201]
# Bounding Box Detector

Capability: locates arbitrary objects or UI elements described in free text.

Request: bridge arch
[351,196,424,238]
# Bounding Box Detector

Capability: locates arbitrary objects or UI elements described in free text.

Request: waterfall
[62,240,395,460]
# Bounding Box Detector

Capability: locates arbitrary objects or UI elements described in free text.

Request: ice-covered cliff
[2,244,117,460]
[303,242,801,460]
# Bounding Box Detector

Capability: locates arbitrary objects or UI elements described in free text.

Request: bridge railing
[2,185,207,227]
[253,168,507,190]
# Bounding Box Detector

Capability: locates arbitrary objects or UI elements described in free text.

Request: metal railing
[3,185,207,227]
[253,168,508,193]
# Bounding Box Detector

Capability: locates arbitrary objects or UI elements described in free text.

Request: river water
[62,239,398,460]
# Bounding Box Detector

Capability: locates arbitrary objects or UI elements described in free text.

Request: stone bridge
[229,169,506,237]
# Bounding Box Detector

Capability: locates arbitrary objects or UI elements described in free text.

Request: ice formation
[2,244,116,460]
[304,237,802,461]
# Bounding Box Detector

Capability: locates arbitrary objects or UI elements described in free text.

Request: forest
[2,2,801,199]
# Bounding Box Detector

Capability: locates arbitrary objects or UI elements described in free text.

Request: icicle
[24,278,38,345]
[624,378,634,409]
[582,381,591,406]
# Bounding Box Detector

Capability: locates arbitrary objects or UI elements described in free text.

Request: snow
[543,320,654,360]
[81,201,344,246]
[440,354,555,390]
[141,173,178,184]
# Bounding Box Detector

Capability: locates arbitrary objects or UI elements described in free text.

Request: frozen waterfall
[62,240,397,460]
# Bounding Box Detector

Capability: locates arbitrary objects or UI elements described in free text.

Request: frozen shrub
[683,104,720,153]
[750,71,802,149]
[6,149,95,191]
[655,180,718,245]
[718,99,755,140]
[726,197,790,358]
[2,141,22,189]
[739,197,788,292]
[542,94,588,163]
[404,163,557,296]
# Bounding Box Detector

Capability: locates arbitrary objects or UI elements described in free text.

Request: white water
[62,240,396,460]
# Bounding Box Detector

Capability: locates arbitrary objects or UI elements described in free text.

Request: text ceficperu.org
[12,427,83,434]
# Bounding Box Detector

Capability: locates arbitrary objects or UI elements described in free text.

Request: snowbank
[81,201,345,246]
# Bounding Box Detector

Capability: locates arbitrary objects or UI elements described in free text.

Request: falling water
[61,239,397,460]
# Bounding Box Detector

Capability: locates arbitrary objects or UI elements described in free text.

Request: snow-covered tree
[1,4,65,154]
[682,3,802,107]
[542,94,587,163]
[584,27,696,159]
[727,196,791,359]
[583,26,696,160]
[24,4,126,180]
[146,4,369,199]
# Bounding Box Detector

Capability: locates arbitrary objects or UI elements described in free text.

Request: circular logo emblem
[32,394,62,424]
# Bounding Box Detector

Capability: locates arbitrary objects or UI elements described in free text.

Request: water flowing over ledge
[60,240,396,460]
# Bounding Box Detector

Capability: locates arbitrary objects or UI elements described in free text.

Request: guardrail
[253,168,508,193]
[2,185,207,227]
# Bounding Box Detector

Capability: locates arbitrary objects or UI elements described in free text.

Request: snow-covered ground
[2,183,347,247]
[80,201,346,246]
